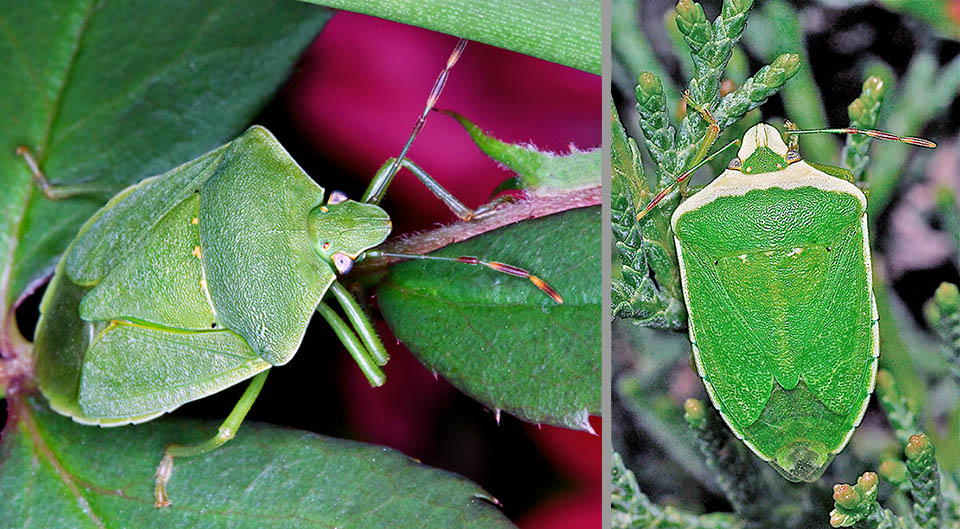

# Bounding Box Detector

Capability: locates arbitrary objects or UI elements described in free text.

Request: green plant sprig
[645,0,799,193]
[612,451,746,529]
[905,434,944,529]
[612,103,686,327]
[830,472,894,528]
[843,76,889,184]
[877,369,923,448]
[831,433,952,529]
[612,0,798,328]
[683,399,770,526]
[924,282,960,380]
[831,362,958,529]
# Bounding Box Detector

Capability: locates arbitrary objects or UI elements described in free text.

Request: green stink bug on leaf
[642,118,935,482]
[27,39,575,507]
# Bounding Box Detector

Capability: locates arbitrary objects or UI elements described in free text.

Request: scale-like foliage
[612,0,799,328]
[925,283,960,380]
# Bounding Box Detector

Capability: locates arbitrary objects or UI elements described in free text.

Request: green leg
[784,120,801,151]
[681,92,721,195]
[355,38,506,221]
[362,157,506,221]
[365,250,564,304]
[807,160,856,184]
[17,146,110,200]
[362,39,467,206]
[637,138,741,220]
[328,281,389,366]
[154,370,269,508]
[316,301,386,387]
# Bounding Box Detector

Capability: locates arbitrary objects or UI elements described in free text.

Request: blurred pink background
[286,10,601,232]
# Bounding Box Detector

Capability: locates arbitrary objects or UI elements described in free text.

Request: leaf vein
[48,0,237,154]
[37,0,97,164]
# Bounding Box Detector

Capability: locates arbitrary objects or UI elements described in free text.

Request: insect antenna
[784,127,936,148]
[369,251,564,304]
[637,139,741,221]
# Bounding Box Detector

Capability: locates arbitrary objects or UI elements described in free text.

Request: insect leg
[368,250,564,304]
[328,281,389,366]
[154,370,270,508]
[362,38,468,205]
[370,157,508,221]
[806,160,856,184]
[634,93,728,221]
[316,301,387,387]
[783,121,801,151]
[682,92,721,175]
[16,145,112,200]
[358,39,513,221]
[637,138,741,220]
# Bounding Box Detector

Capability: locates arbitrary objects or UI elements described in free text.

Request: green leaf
[0,395,515,528]
[377,207,600,431]
[877,0,960,42]
[0,0,331,324]
[301,0,600,74]
[442,110,600,193]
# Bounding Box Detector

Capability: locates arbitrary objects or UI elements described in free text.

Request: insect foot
[154,455,175,508]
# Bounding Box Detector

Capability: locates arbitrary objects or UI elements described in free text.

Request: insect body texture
[35,126,390,425]
[672,123,879,482]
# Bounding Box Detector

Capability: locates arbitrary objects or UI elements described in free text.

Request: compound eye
[332,252,354,275]
[727,158,743,171]
[785,150,802,164]
[328,190,348,205]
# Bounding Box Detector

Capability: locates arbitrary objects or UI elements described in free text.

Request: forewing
[35,258,104,421]
[78,322,270,422]
[66,145,228,285]
[800,219,874,416]
[200,126,332,364]
[78,195,216,330]
[676,185,870,427]
[35,149,223,421]
[680,241,774,429]
[710,246,834,392]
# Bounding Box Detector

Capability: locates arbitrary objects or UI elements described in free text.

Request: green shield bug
[26,39,565,507]
[639,110,936,481]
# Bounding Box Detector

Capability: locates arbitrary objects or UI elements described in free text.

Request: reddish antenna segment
[372,252,564,304]
[784,127,937,148]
